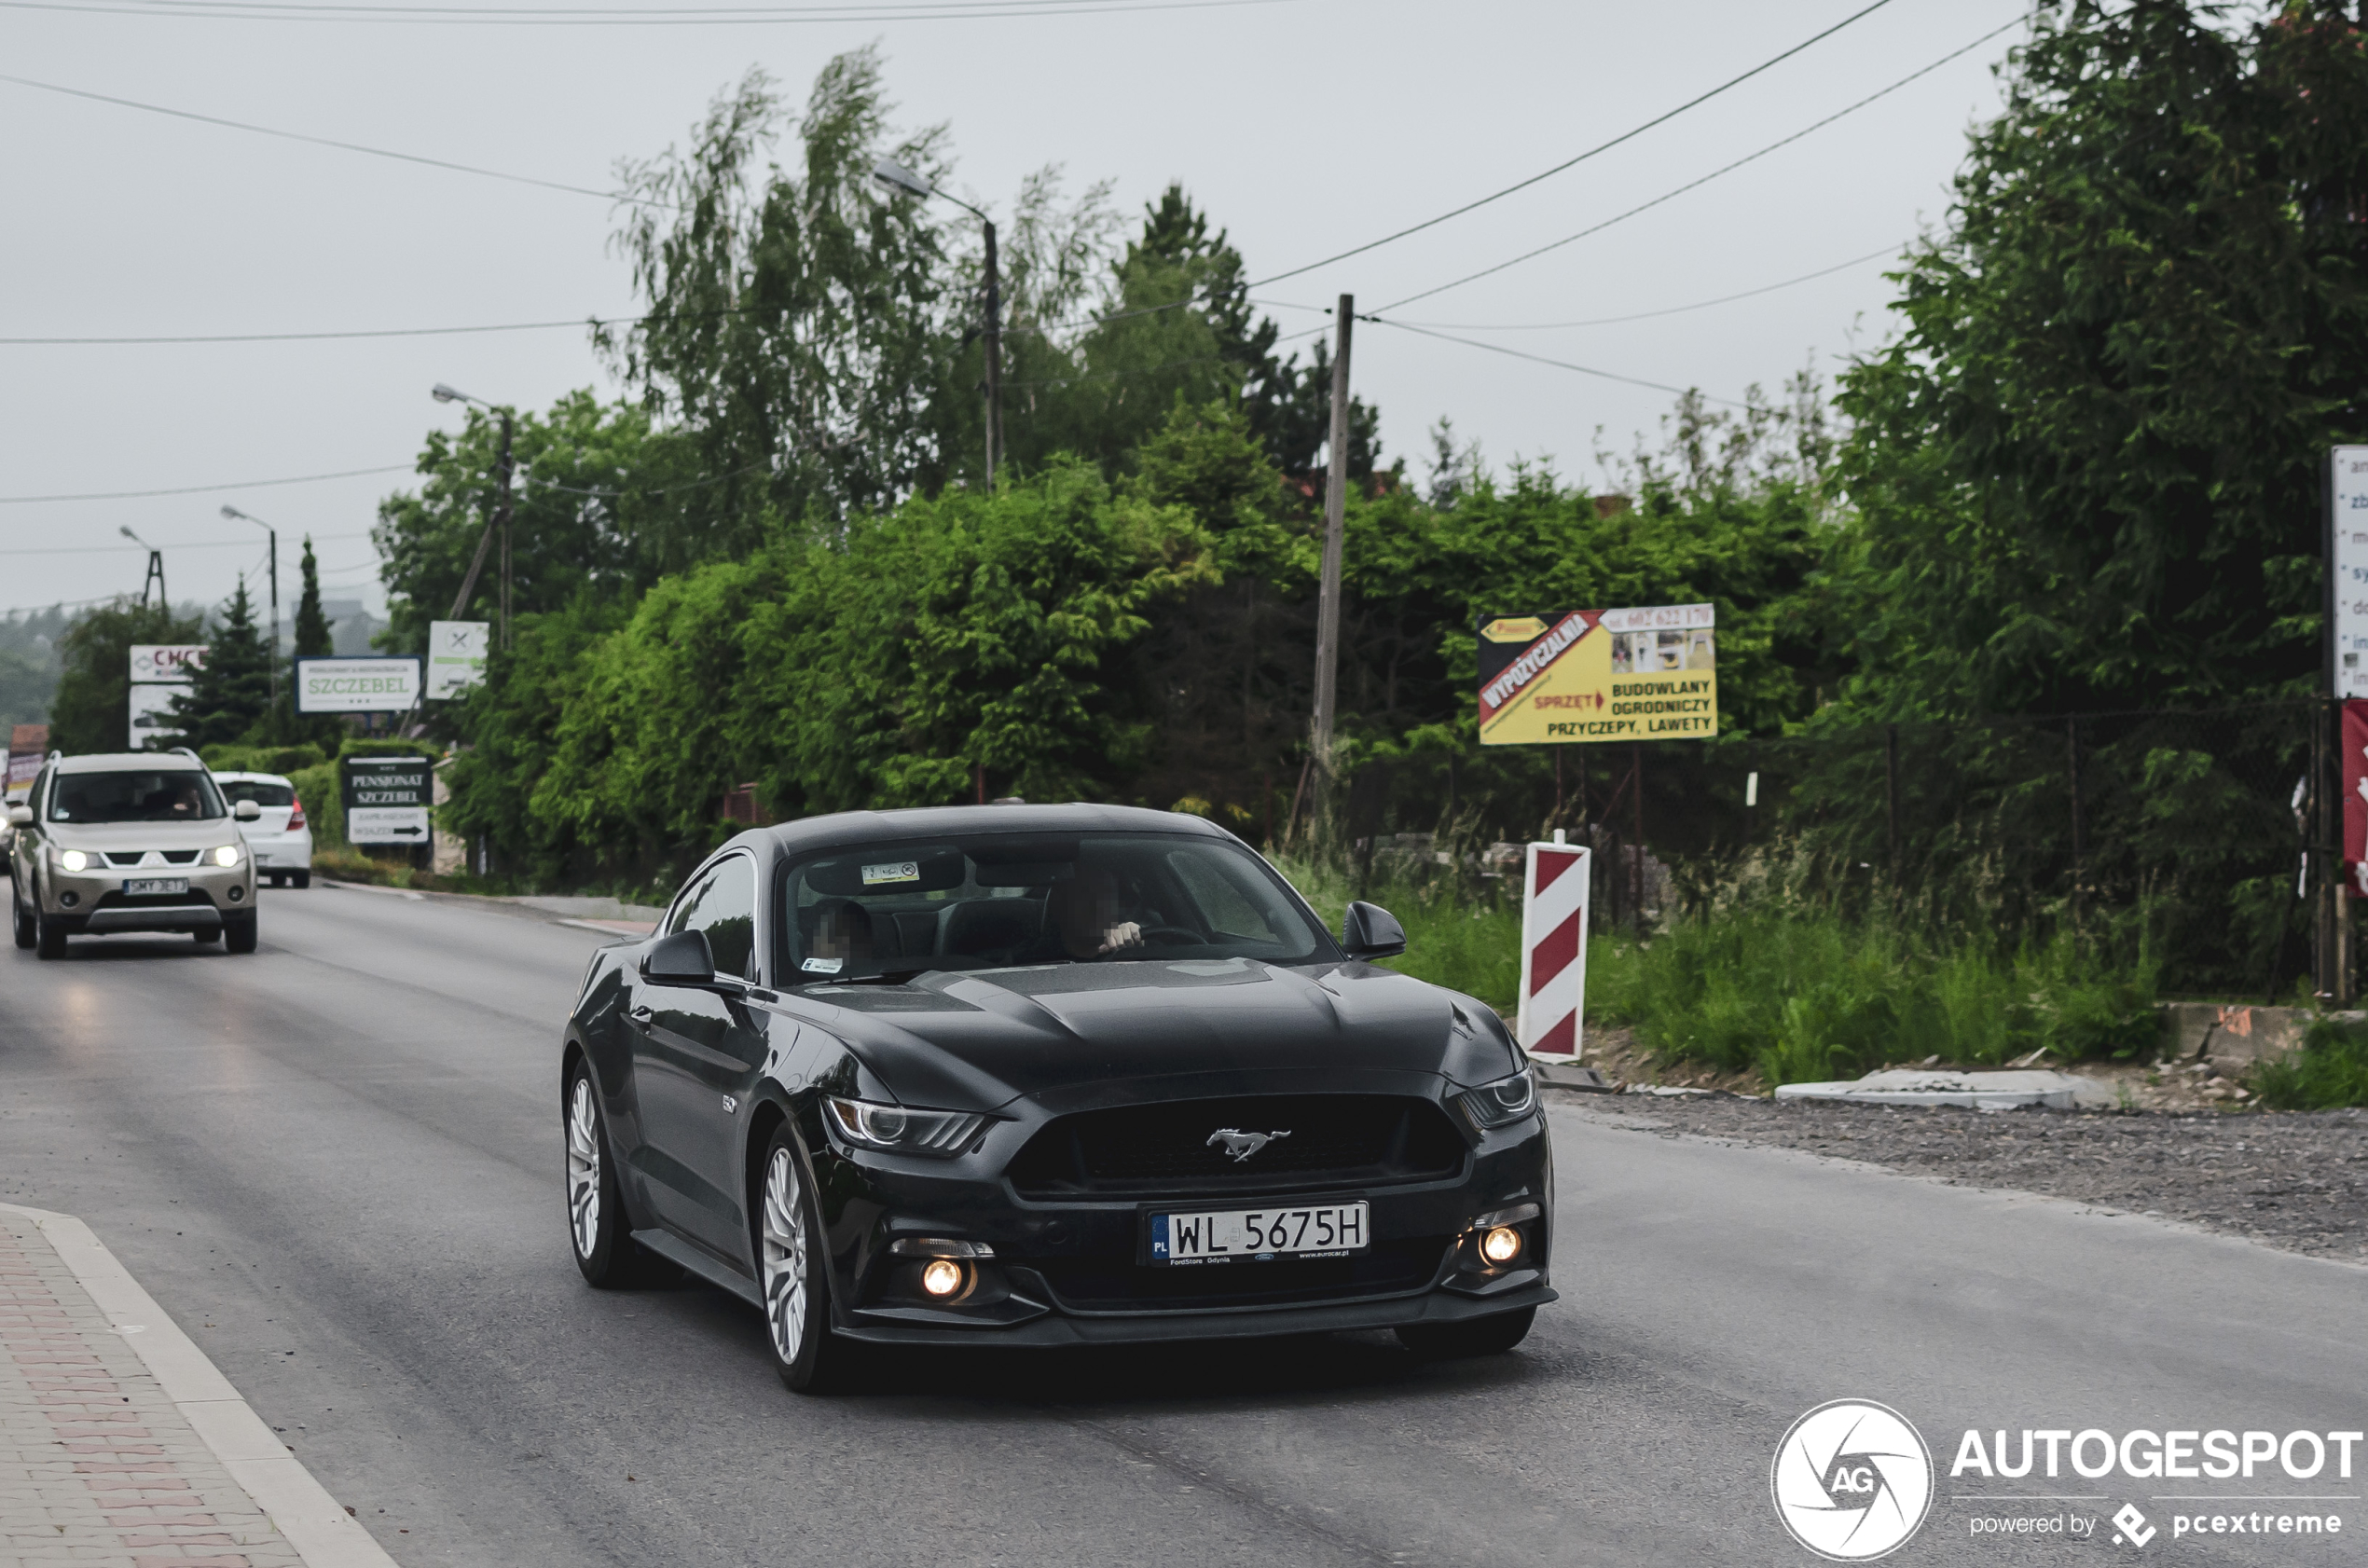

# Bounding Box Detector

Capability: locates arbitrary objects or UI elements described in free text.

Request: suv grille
[102,850,201,867]
[1006,1094,1466,1199]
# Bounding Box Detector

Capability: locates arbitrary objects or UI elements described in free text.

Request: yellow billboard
[1477,604,1717,745]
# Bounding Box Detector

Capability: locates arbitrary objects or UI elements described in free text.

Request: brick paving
[0,1208,304,1568]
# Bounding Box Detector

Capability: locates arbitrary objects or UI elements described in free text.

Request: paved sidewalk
[0,1205,395,1568]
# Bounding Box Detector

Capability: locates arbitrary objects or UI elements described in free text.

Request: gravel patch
[1556,1092,2368,1263]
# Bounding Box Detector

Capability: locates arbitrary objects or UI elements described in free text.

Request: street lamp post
[873,158,1001,486]
[220,506,279,715]
[431,383,516,650]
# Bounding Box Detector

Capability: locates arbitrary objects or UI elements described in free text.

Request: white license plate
[1150,1203,1369,1264]
[122,878,187,896]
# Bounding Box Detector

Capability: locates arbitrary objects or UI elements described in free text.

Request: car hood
[779,956,1522,1112]
[38,819,243,851]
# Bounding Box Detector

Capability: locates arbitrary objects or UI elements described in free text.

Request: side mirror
[6,805,29,828]
[233,800,263,821]
[640,928,717,987]
[1341,901,1408,960]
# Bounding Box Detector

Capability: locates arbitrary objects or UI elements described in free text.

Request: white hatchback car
[212,771,314,888]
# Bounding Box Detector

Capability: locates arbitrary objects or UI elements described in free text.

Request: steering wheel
[1132,926,1209,946]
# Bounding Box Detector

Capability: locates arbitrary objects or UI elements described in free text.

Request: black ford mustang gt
[560,803,1554,1392]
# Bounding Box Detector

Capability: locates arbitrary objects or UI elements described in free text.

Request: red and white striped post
[1516,837,1590,1059]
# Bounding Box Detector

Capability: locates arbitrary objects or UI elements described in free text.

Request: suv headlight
[211,844,241,867]
[58,848,89,872]
[823,1096,988,1157]
[1457,1066,1538,1131]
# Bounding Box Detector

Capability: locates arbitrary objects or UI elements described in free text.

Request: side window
[665,869,715,937]
[681,856,759,983]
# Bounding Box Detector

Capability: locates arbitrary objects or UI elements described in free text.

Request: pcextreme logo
[1772,1399,1936,1561]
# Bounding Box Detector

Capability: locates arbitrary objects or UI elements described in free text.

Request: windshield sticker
[860,860,920,886]
[800,956,845,974]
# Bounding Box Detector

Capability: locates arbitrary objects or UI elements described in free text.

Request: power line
[1375,18,2018,312]
[0,74,672,207]
[1248,0,1901,288]
[0,315,633,345]
[0,0,1288,23]
[1390,243,1904,330]
[1371,320,1747,409]
[0,530,375,556]
[0,465,412,504]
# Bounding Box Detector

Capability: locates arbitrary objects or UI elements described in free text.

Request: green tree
[0,606,69,730]
[167,581,274,750]
[47,600,204,757]
[1834,0,2368,718]
[294,537,333,660]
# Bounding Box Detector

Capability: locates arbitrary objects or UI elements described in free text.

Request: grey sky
[1,0,2023,621]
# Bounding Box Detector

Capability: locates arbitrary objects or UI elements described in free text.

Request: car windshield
[216,779,295,807]
[778,832,1333,983]
[50,769,227,823]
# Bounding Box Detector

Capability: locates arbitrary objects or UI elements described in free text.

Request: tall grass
[1589,908,2158,1084]
[2251,1020,2368,1109]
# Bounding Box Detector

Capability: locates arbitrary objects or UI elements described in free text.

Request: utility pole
[433,385,514,646]
[1311,294,1355,777]
[982,218,1003,487]
[496,409,516,650]
[120,528,165,614]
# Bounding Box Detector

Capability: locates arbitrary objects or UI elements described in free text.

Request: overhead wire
[1246,0,1901,288]
[1387,243,1905,330]
[0,465,413,504]
[1372,17,2019,311]
[1371,320,1748,409]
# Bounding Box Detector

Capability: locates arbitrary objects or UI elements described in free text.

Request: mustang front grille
[1005,1094,1466,1198]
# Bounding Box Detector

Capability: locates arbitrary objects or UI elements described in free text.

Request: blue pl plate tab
[1150,1213,1170,1260]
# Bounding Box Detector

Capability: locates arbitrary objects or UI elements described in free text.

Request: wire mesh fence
[1308,703,2326,1000]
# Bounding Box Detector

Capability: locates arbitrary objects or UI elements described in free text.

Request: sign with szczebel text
[295,655,421,714]
[340,755,432,844]
[1477,605,1717,745]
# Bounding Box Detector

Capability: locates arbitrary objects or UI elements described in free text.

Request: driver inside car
[1047,867,1143,958]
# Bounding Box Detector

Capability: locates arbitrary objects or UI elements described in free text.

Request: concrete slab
[1773,1067,2118,1111]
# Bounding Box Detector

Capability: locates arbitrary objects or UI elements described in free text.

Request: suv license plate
[1150,1202,1369,1264]
[122,878,188,896]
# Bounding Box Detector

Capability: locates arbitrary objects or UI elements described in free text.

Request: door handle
[627,1004,654,1025]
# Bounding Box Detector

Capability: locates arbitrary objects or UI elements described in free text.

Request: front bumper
[813,1109,1554,1349]
[34,860,255,928]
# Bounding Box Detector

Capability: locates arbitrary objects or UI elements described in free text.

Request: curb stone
[0,1203,401,1568]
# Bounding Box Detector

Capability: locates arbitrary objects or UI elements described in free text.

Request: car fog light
[1480,1226,1523,1265]
[227,886,244,902]
[213,845,241,868]
[920,1259,966,1298]
[60,890,79,907]
[60,849,87,872]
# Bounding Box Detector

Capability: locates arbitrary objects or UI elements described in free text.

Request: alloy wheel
[761,1148,808,1367]
[566,1077,601,1259]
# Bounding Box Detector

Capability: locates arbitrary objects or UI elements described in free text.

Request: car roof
[209,772,294,786]
[57,752,206,774]
[755,802,1232,860]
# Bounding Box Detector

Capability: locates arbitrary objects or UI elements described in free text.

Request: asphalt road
[1,880,2361,1567]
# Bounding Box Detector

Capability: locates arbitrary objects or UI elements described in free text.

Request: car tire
[223,914,257,955]
[10,887,32,951]
[757,1125,859,1395]
[1395,1305,1537,1361]
[292,872,310,890]
[34,916,66,960]
[564,1066,674,1288]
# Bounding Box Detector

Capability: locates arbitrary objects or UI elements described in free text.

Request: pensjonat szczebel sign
[1477,604,1717,745]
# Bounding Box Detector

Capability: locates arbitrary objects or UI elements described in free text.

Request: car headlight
[212,844,241,868]
[823,1096,988,1157]
[1457,1066,1539,1131]
[58,849,88,872]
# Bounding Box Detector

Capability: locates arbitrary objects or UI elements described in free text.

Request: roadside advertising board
[426,620,489,700]
[129,644,208,684]
[6,723,45,804]
[127,645,206,748]
[2332,447,2368,700]
[1477,604,1717,745]
[296,655,421,714]
[341,755,432,844]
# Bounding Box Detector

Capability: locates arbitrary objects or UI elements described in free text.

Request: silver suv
[8,750,261,958]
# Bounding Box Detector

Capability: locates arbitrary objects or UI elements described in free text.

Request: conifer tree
[167,581,273,750]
